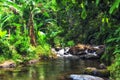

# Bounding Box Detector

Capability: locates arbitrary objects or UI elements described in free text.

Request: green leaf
[72,0,76,4]
[32,7,41,15]
[113,50,120,54]
[67,40,75,46]
[43,12,49,17]
[96,0,99,6]
[52,0,56,5]
[109,0,120,14]
[50,0,57,11]
[115,27,120,35]
[102,18,105,23]
[81,8,87,19]
[106,38,117,43]
[0,14,13,28]
[0,29,7,38]
[81,3,84,8]
[4,1,23,16]
[38,31,46,42]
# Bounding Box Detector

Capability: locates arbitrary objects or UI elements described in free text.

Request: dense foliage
[0,0,120,79]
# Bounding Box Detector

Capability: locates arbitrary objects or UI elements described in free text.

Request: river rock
[27,59,39,65]
[69,74,104,80]
[84,67,110,77]
[95,45,105,57]
[99,63,107,69]
[0,61,16,68]
[52,47,73,58]
[54,46,62,51]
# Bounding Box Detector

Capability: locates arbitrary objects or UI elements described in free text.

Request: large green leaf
[50,0,58,11]
[96,0,99,6]
[3,0,23,16]
[109,0,120,14]
[81,8,87,19]
[38,31,46,42]
[0,14,13,28]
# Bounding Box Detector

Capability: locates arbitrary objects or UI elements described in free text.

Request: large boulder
[69,74,104,80]
[68,44,88,55]
[68,44,105,59]
[0,61,16,68]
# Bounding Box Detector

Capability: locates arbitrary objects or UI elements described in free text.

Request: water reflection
[0,59,101,80]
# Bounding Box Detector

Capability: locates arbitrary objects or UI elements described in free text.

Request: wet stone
[69,74,104,80]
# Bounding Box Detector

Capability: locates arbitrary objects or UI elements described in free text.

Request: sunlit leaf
[32,7,41,15]
[106,18,109,23]
[96,0,99,6]
[0,29,7,38]
[72,0,76,4]
[81,8,87,19]
[109,0,120,14]
[102,18,105,23]
[38,31,46,41]
[80,3,84,8]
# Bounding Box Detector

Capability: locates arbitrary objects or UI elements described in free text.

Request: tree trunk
[28,12,36,46]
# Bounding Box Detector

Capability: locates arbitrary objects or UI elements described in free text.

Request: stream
[0,58,109,80]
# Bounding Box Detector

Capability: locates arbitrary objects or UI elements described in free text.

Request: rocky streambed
[52,43,105,59]
[0,44,110,80]
[51,44,110,80]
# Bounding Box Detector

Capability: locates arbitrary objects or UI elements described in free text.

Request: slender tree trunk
[28,12,36,46]
[7,29,10,40]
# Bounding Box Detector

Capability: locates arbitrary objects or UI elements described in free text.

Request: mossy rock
[84,67,110,77]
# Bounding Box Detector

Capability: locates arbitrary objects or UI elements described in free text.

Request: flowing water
[0,58,106,80]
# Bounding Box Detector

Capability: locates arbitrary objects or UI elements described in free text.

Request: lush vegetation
[0,0,54,62]
[0,0,120,79]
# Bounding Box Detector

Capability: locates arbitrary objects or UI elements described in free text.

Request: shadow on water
[0,59,108,80]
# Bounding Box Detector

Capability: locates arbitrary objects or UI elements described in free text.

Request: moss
[84,67,110,77]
